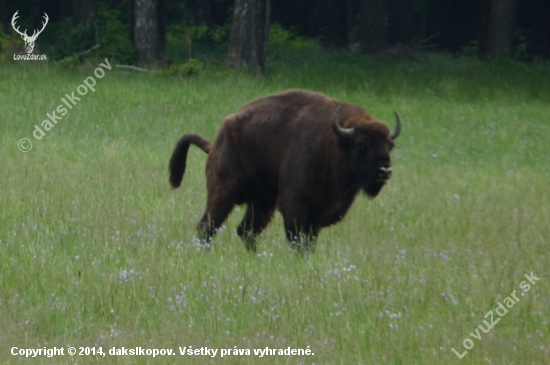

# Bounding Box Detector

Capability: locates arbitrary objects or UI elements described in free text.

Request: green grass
[1,54,549,364]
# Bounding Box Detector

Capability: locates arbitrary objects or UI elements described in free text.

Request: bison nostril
[378,167,392,179]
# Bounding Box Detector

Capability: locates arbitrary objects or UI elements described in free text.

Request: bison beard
[169,89,401,252]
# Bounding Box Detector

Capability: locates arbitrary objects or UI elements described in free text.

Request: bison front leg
[283,216,320,254]
[237,201,276,252]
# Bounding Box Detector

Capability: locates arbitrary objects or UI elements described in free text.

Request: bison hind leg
[197,195,237,247]
[237,200,276,252]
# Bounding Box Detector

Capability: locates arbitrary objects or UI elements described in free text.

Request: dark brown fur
[169,89,400,251]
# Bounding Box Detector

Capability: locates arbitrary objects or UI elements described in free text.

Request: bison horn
[332,105,354,139]
[391,112,402,140]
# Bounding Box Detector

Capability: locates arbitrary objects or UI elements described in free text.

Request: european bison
[169,89,402,251]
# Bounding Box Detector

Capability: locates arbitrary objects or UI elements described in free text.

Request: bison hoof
[289,240,316,256]
[241,235,258,252]
[245,241,257,252]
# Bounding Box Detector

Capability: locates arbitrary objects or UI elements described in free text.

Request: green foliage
[0,23,7,57]
[56,54,80,70]
[461,37,530,61]
[269,23,320,54]
[43,9,135,64]
[484,57,529,75]
[461,40,479,58]
[168,58,204,77]
[182,58,204,75]
[514,35,528,61]
[165,23,230,63]
[267,23,321,70]
[95,9,135,64]
[0,23,23,64]
[43,18,89,59]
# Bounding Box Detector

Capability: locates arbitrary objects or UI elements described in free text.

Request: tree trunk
[388,0,415,45]
[528,0,550,58]
[134,0,162,65]
[344,0,356,45]
[477,0,491,58]
[40,0,61,22]
[226,0,270,73]
[361,0,387,54]
[310,0,348,47]
[58,0,72,19]
[484,0,518,59]
[72,0,96,26]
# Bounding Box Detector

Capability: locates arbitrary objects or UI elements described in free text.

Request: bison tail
[169,133,212,189]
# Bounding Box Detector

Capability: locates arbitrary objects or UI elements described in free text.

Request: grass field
[1,54,549,364]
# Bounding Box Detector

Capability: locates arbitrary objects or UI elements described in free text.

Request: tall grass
[1,54,549,364]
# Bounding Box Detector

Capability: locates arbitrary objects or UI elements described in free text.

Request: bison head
[332,105,402,197]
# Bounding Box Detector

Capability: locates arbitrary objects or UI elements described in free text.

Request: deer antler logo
[11,11,49,54]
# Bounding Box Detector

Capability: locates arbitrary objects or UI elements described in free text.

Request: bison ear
[391,112,402,140]
[332,105,354,140]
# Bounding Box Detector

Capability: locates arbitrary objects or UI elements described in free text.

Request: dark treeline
[272,0,550,60]
[1,0,549,67]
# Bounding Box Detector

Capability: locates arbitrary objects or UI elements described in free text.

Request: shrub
[269,23,320,55]
[168,58,204,77]
[165,23,230,63]
[57,54,80,70]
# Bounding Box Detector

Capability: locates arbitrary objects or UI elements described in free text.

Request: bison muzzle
[169,89,402,252]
